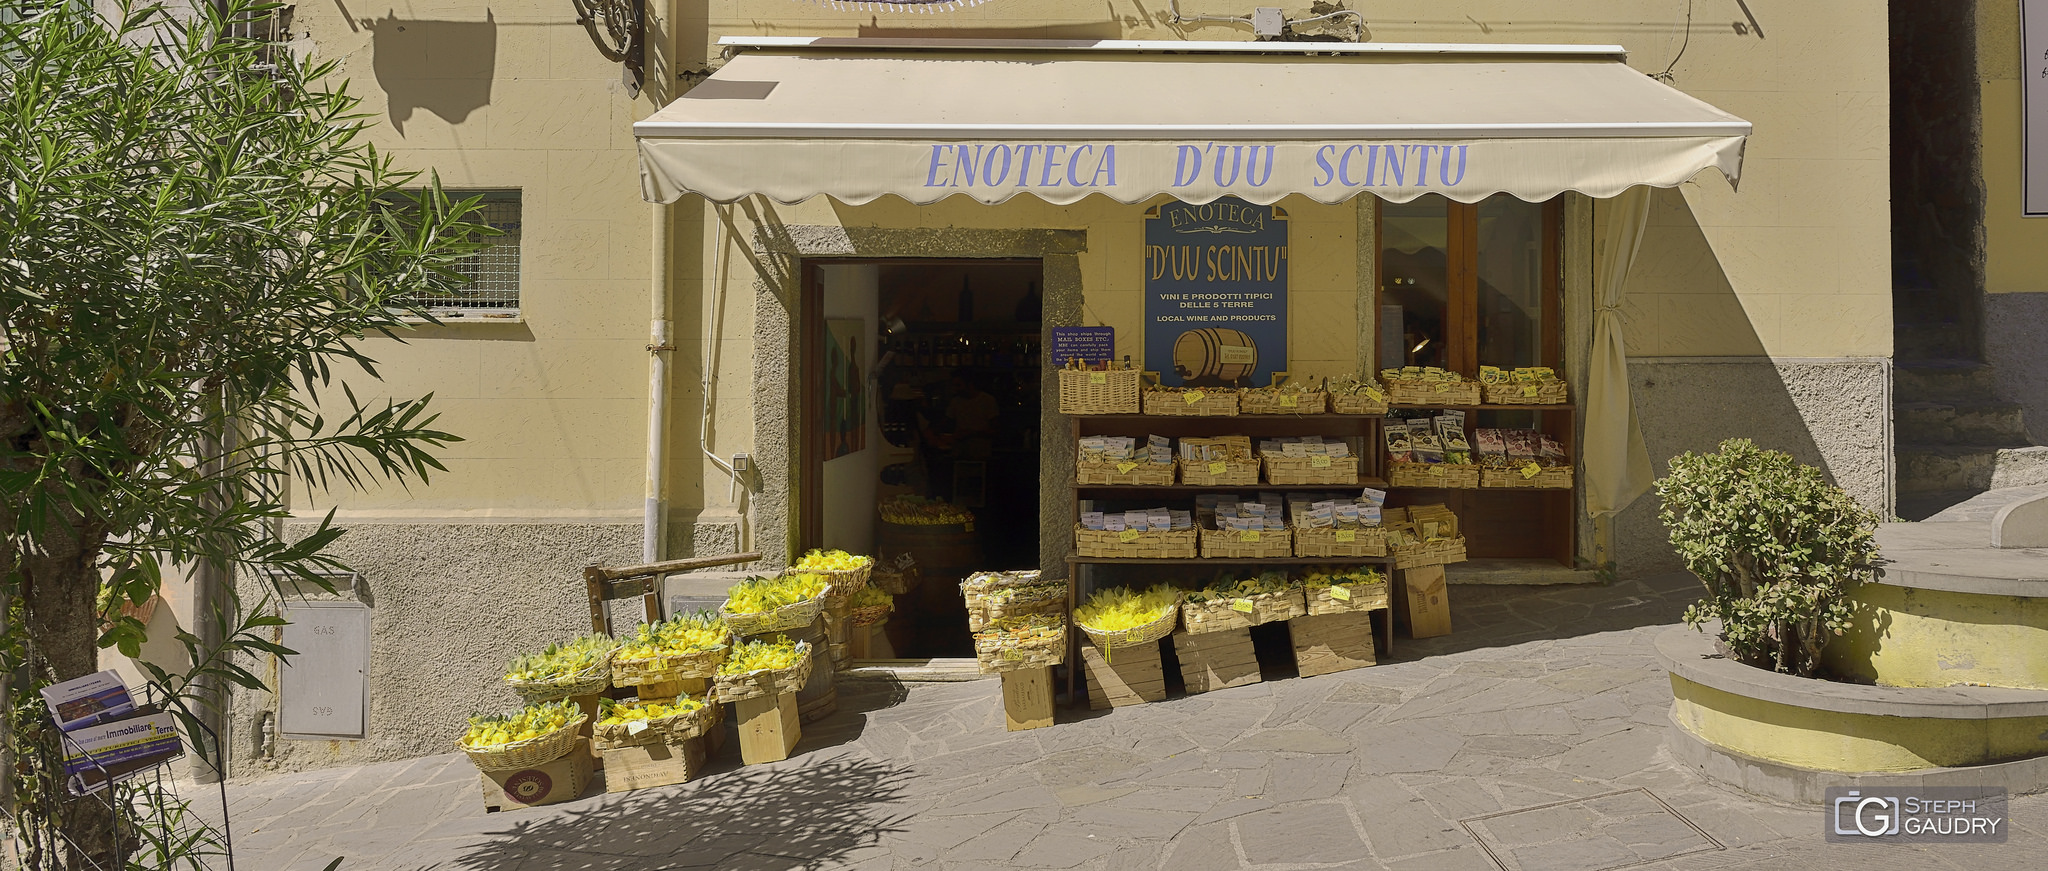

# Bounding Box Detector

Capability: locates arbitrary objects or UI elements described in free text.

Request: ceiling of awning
[634,38,1751,207]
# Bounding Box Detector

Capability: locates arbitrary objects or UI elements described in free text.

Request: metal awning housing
[634,37,1751,206]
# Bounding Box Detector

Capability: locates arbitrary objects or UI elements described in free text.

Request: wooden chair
[583,552,761,636]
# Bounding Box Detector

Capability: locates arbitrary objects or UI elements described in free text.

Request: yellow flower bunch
[503,635,618,683]
[1302,566,1383,589]
[460,700,579,749]
[795,549,872,572]
[596,695,704,728]
[616,611,727,661]
[1073,584,1180,632]
[848,585,893,609]
[723,573,829,615]
[720,637,806,675]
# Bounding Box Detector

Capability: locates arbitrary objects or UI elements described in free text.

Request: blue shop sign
[1142,198,1288,388]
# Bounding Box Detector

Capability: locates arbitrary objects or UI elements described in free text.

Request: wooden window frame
[1373,197,1564,380]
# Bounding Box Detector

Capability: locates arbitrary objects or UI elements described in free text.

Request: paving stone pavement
[200,571,2048,871]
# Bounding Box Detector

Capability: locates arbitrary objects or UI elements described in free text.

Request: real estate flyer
[59,712,183,796]
[38,670,136,731]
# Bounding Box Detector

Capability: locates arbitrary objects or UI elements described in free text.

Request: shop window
[1377,194,1559,377]
[389,190,523,315]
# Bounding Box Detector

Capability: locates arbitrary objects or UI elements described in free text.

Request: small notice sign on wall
[2026,1,2048,215]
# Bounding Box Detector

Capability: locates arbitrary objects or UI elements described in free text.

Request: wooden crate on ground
[734,692,800,764]
[600,737,708,793]
[1001,667,1055,731]
[1289,612,1377,677]
[1403,565,1453,638]
[1172,628,1262,694]
[480,738,594,812]
[1081,641,1167,710]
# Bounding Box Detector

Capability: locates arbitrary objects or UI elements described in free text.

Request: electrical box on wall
[278,600,371,740]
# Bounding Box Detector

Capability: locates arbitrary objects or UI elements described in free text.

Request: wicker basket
[1330,392,1389,415]
[1264,455,1361,486]
[964,582,1066,632]
[590,700,718,750]
[1076,602,1179,652]
[1385,378,1482,406]
[460,714,588,771]
[972,620,1068,674]
[1294,526,1388,557]
[611,645,728,685]
[1076,458,1176,486]
[1181,588,1307,633]
[721,589,828,636]
[1075,526,1199,559]
[1059,368,1143,415]
[1482,380,1569,405]
[505,664,611,704]
[1241,391,1327,415]
[1199,526,1294,559]
[1480,465,1575,489]
[712,641,815,703]
[1388,462,1482,489]
[1144,389,1240,416]
[1176,457,1260,486]
[797,561,872,596]
[1386,505,1468,570]
[848,602,894,627]
[1307,578,1391,615]
[873,563,918,595]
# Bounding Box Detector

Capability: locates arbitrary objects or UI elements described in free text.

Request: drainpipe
[646,204,673,564]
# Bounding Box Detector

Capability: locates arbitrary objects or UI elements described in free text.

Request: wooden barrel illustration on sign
[1173,328,1259,386]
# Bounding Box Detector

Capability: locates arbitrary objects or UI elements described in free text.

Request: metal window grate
[399,194,522,313]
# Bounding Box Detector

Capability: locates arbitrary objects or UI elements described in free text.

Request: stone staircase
[1895,285,2048,519]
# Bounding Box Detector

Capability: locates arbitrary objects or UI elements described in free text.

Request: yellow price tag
[1280,395,1298,408]
[1208,461,1227,476]
[1335,530,1356,542]
[964,521,975,532]
[1433,382,1450,393]
[1230,599,1255,613]
[626,719,650,736]
[1116,461,1138,474]
[1311,456,1332,469]
[1119,529,1141,542]
[1184,391,1203,405]
[1241,530,1261,542]
[1364,387,1385,402]
[1520,462,1542,479]
[1330,585,1353,601]
[1090,372,1108,384]
[1521,385,1539,397]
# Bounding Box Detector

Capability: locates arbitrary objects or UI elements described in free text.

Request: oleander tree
[1,2,481,866]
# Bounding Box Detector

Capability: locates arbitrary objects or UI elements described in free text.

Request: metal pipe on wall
[646,204,673,565]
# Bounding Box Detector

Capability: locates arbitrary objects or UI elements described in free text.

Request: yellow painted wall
[1670,675,2048,772]
[1825,583,2048,690]
[1979,1,2048,294]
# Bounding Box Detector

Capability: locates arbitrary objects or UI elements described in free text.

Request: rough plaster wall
[231,523,638,777]
[1614,359,1892,578]
[1987,293,2048,443]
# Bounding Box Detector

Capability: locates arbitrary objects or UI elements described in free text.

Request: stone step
[1898,444,2048,495]
[1896,321,1973,360]
[1895,358,1996,403]
[1896,489,1983,522]
[1896,400,2033,446]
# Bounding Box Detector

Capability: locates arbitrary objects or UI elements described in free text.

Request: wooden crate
[1289,612,1378,677]
[734,692,800,764]
[1172,628,1263,694]
[480,738,593,811]
[600,737,707,793]
[1403,565,1453,638]
[1000,667,1056,731]
[1081,640,1166,710]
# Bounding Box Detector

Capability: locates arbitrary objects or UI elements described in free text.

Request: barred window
[396,190,522,316]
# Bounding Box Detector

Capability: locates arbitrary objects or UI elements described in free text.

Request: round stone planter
[1822,520,2048,690]
[1657,626,2048,803]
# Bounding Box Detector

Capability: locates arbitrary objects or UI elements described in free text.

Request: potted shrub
[1656,438,1880,677]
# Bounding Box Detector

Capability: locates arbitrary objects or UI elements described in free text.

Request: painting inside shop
[813,261,1044,657]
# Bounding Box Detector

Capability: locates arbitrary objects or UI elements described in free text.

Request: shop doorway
[802,259,1044,657]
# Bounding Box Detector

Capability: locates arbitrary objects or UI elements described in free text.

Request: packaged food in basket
[1258,435,1359,485]
[1302,565,1390,615]
[612,611,729,685]
[1074,584,1181,661]
[1384,366,1481,405]
[878,494,975,527]
[1241,377,1326,414]
[1181,571,1306,633]
[1143,382,1240,416]
[962,576,1065,631]
[846,585,895,628]
[1327,373,1389,414]
[503,635,619,702]
[1289,489,1388,556]
[792,548,874,594]
[591,695,713,749]
[721,572,831,636]
[1384,504,1468,568]
[1177,435,1259,485]
[1479,365,1569,404]
[972,614,1068,673]
[1077,434,1176,484]
[713,636,814,702]
[460,699,587,770]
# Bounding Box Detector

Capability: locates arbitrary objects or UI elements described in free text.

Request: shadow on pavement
[1389,570,1703,662]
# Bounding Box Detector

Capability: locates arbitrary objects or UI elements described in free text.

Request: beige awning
[635,37,1751,206]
